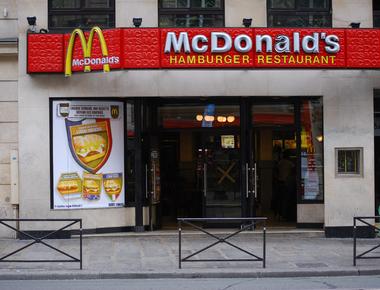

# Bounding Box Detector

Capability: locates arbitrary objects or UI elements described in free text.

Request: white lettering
[211,32,232,53]
[192,35,208,53]
[234,34,252,53]
[275,35,290,53]
[256,35,272,53]
[71,56,120,67]
[302,33,319,53]
[325,34,340,53]
[164,32,191,53]
[293,32,300,53]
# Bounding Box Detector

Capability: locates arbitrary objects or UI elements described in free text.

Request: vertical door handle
[152,162,156,201]
[203,163,207,198]
[245,163,249,198]
[145,164,148,199]
[254,162,257,199]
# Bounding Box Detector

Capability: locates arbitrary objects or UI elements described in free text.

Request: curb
[0,268,379,280]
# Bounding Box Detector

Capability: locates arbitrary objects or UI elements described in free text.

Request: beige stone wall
[116,0,158,27]
[0,0,18,237]
[225,0,266,27]
[332,0,373,28]
[11,0,380,232]
[0,0,18,38]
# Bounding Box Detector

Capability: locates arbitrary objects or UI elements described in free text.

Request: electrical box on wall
[10,150,19,205]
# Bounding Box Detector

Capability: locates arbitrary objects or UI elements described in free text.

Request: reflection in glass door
[200,133,242,218]
[249,102,298,225]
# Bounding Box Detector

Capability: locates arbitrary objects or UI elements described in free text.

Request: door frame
[139,96,323,230]
[243,97,301,219]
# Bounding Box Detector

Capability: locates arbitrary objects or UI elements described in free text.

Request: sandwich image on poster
[103,173,123,201]
[66,118,112,173]
[57,172,82,200]
[82,172,102,200]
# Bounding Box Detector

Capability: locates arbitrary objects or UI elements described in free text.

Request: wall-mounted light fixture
[133,18,142,28]
[243,18,252,28]
[27,16,37,32]
[350,22,360,28]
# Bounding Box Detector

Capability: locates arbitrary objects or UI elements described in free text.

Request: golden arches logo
[111,105,119,119]
[65,26,110,77]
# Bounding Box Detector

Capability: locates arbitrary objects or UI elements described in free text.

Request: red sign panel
[26,27,380,74]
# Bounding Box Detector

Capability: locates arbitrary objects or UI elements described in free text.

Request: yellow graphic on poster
[82,172,102,200]
[103,173,123,201]
[57,172,82,200]
[67,119,112,173]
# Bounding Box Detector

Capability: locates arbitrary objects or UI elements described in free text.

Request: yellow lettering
[216,55,223,64]
[305,55,312,64]
[288,55,295,64]
[224,55,232,64]
[187,55,196,64]
[266,55,273,64]
[206,56,213,64]
[321,56,329,64]
[242,55,250,64]
[330,55,336,64]
[198,55,205,64]
[313,56,320,64]
[233,55,240,64]
[169,55,177,64]
[296,55,304,64]
[178,56,185,64]
[274,55,281,64]
[257,55,265,64]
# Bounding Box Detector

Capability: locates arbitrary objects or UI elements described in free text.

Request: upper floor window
[159,0,224,27]
[48,0,115,31]
[268,0,331,28]
[374,0,380,27]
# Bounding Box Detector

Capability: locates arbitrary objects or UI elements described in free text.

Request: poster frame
[49,97,130,210]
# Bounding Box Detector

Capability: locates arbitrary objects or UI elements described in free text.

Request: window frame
[374,0,380,28]
[267,0,332,28]
[48,0,115,31]
[158,0,225,28]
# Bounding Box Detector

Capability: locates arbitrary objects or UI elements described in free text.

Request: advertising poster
[52,100,125,209]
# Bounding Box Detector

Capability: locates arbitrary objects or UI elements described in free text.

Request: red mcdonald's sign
[27,27,380,75]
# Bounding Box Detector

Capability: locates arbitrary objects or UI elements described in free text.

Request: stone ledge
[0,39,18,55]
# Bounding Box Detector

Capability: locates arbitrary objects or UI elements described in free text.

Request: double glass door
[149,98,314,228]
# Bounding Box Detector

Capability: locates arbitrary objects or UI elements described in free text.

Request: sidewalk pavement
[0,230,379,280]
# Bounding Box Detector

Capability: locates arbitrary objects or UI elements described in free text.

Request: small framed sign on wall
[335,147,363,177]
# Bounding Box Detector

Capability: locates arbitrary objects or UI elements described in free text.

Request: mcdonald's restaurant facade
[2,0,380,238]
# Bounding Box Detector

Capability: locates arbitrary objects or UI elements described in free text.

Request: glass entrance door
[201,132,242,218]
[248,102,298,225]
